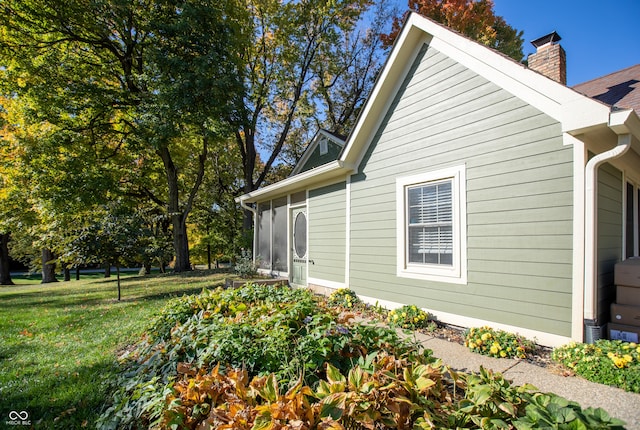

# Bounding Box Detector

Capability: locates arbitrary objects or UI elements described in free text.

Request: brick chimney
[528,31,566,85]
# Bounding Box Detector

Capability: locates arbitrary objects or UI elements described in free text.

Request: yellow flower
[468,342,476,349]
[500,351,507,358]
[490,345,499,355]
[481,333,492,341]
[629,342,637,348]
[476,340,483,346]
[393,314,399,321]
[402,312,407,318]
[414,317,419,323]
[623,354,633,363]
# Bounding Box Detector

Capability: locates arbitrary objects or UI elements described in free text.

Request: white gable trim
[340,12,611,169]
[290,130,346,176]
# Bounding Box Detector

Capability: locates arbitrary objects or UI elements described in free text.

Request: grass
[0,269,232,429]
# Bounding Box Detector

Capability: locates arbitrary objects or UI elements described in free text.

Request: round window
[294,212,307,258]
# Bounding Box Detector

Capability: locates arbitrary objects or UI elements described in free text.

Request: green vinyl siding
[349,44,574,337]
[597,163,623,324]
[309,182,346,284]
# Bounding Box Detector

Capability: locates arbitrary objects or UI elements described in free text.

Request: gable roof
[239,12,640,204]
[573,64,640,114]
[289,129,346,176]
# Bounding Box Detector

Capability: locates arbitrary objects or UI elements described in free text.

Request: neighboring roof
[573,64,640,114]
[289,129,346,176]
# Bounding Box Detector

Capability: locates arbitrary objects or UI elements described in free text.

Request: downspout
[583,111,633,328]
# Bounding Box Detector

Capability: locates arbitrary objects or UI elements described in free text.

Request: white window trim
[396,165,467,284]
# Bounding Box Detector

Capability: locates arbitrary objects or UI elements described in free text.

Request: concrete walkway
[414,331,640,429]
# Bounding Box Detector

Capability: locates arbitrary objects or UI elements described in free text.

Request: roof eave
[237,160,354,203]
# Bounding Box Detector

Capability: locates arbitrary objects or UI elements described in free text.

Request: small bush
[234,249,258,278]
[327,288,361,308]
[552,340,640,393]
[465,326,535,359]
[386,304,432,329]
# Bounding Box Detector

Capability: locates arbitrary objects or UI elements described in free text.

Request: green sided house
[238,13,640,347]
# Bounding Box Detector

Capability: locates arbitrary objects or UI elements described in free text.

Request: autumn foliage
[382,0,524,61]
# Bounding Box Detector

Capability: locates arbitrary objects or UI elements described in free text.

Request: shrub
[326,288,361,308]
[158,356,625,430]
[386,304,432,329]
[98,284,427,429]
[234,249,258,278]
[465,326,535,359]
[552,340,640,393]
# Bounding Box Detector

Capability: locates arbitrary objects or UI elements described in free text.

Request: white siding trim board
[354,293,572,348]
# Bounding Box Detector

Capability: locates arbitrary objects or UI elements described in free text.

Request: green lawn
[0,270,231,429]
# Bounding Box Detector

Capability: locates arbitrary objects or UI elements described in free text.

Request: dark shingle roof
[573,64,640,114]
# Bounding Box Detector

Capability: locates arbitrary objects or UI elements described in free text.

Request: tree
[0,0,248,272]
[65,207,148,300]
[382,0,524,61]
[233,0,392,229]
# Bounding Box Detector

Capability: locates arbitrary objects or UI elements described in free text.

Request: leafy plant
[234,249,258,278]
[386,304,432,329]
[157,355,626,430]
[552,340,640,393]
[327,288,361,309]
[465,326,535,359]
[98,284,426,429]
[514,393,626,429]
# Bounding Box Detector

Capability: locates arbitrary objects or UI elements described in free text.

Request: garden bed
[98,283,626,430]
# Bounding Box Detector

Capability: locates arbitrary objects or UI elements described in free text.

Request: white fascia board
[237,160,354,203]
[340,16,430,168]
[340,12,611,168]
[407,14,611,132]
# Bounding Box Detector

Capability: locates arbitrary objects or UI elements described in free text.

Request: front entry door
[291,208,308,286]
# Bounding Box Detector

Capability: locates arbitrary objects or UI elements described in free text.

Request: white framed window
[396,165,467,284]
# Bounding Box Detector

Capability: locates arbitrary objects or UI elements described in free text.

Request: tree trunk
[158,145,192,272]
[116,264,121,301]
[172,214,190,272]
[207,243,211,270]
[0,233,14,285]
[41,248,58,284]
[76,267,80,281]
[144,263,151,275]
[104,264,111,278]
[63,267,70,282]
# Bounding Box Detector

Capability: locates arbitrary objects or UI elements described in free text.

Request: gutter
[238,198,257,215]
[583,108,635,325]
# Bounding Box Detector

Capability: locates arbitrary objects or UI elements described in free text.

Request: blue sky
[491,0,639,86]
[389,0,639,87]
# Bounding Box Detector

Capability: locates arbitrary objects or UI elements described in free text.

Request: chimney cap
[531,31,562,48]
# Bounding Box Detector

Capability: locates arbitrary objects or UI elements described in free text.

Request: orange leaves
[382,0,522,61]
[161,355,457,430]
